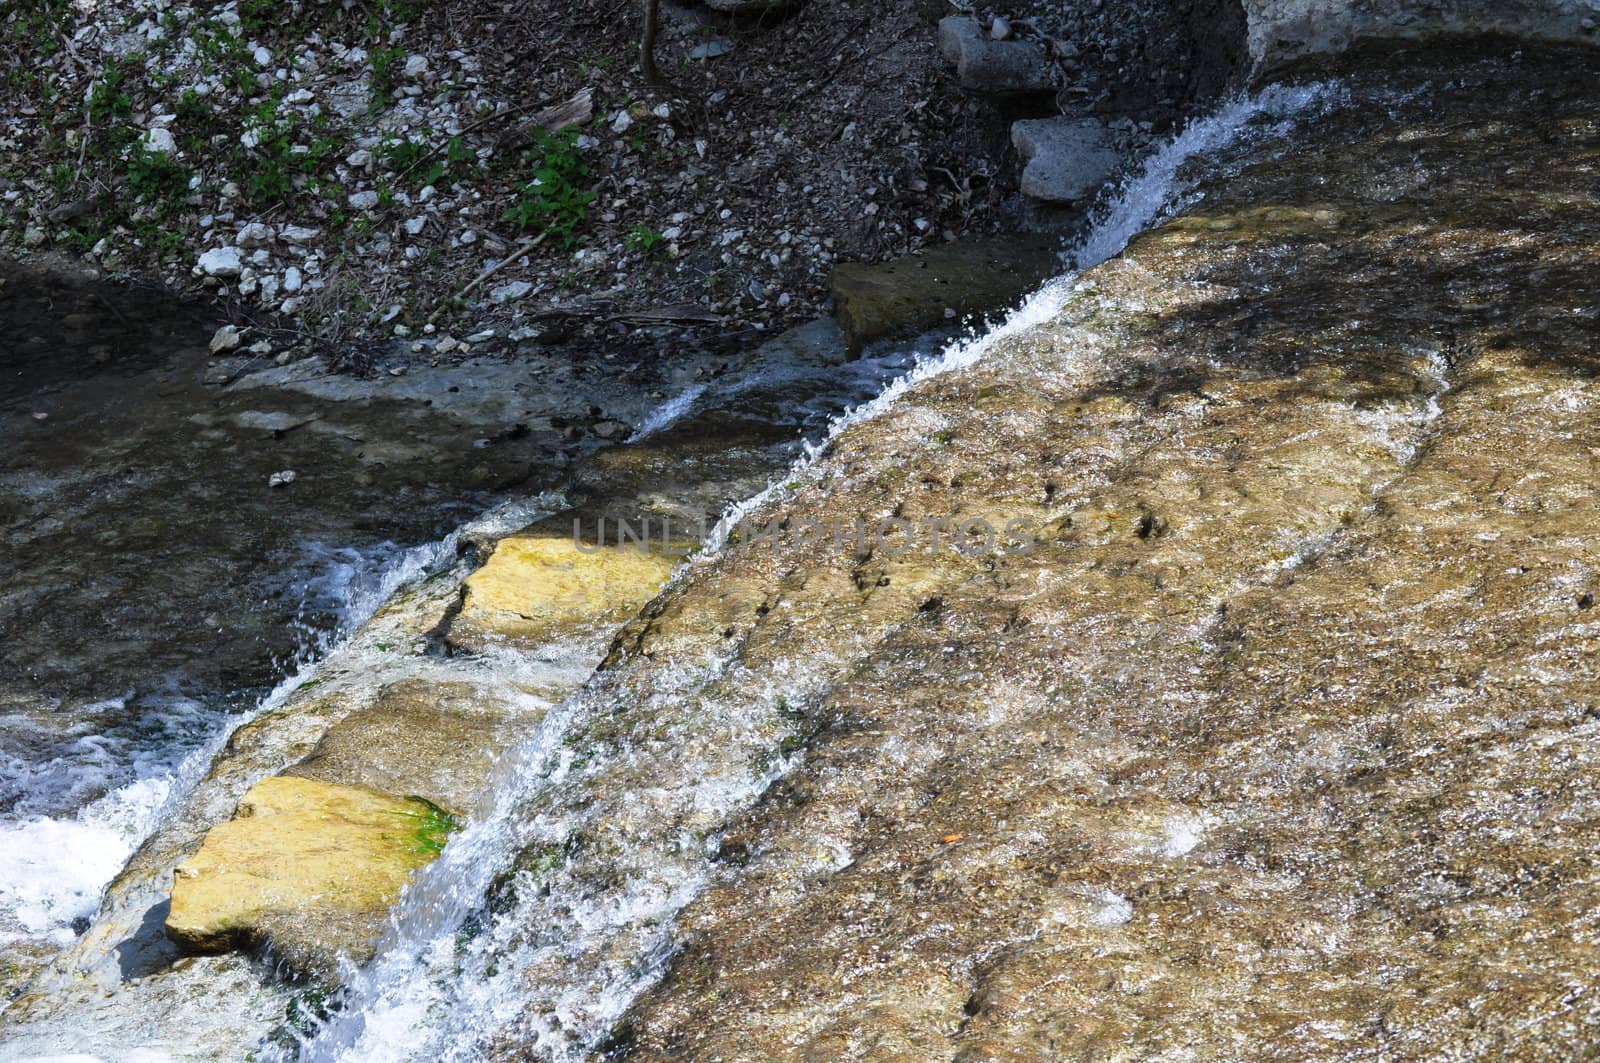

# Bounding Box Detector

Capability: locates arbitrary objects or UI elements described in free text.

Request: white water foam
[290,80,1337,1063]
[0,493,562,968]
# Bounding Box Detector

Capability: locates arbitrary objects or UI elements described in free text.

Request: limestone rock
[1011,117,1122,205]
[196,246,242,278]
[447,533,689,650]
[938,14,1052,94]
[285,680,506,815]
[208,324,241,353]
[165,776,455,972]
[142,127,177,155]
[1242,0,1600,68]
[828,234,1064,354]
[595,47,1600,1060]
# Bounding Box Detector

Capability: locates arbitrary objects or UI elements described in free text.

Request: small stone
[23,225,47,248]
[267,469,297,487]
[280,225,321,244]
[349,190,380,211]
[404,216,427,235]
[435,337,460,354]
[1011,117,1121,204]
[31,411,48,421]
[938,15,1051,94]
[252,45,271,66]
[991,16,1013,40]
[237,221,272,247]
[688,39,735,61]
[143,127,177,154]
[209,325,242,353]
[283,266,304,293]
[465,329,496,343]
[403,54,429,79]
[491,281,533,304]
[249,340,273,355]
[197,247,243,278]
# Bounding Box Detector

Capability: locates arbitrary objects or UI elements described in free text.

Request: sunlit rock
[166,776,455,973]
[447,532,691,652]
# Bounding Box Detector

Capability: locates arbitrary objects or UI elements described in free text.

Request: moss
[391,796,460,856]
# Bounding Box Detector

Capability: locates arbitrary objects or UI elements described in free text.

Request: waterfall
[290,79,1337,1063]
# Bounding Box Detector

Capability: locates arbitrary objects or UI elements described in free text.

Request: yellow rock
[449,532,689,649]
[165,776,455,968]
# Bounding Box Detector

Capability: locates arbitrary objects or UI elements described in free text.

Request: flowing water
[277,81,1336,1063]
[12,41,1566,1058]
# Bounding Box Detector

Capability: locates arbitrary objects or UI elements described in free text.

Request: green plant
[395,798,460,856]
[284,987,332,1035]
[365,0,421,38]
[88,64,132,124]
[625,224,667,259]
[502,129,594,248]
[367,47,405,113]
[125,147,190,216]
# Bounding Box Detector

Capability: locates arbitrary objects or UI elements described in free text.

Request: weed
[625,224,668,259]
[367,47,405,114]
[502,129,594,248]
[125,147,190,216]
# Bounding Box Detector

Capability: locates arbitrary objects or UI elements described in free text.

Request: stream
[9,37,1587,1062]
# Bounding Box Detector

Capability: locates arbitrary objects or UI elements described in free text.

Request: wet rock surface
[461,41,1600,1060]
[0,303,920,1045]
[0,260,544,820]
[12,31,1600,1063]
[448,536,689,652]
[828,235,1066,355]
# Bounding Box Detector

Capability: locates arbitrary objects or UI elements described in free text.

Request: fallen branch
[497,89,596,152]
[427,233,547,324]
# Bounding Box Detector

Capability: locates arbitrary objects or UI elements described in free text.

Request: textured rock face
[461,42,1600,1060]
[166,777,453,969]
[1244,0,1600,66]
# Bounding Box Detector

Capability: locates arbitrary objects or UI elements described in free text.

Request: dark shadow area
[1106,40,1600,408]
[114,899,181,981]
